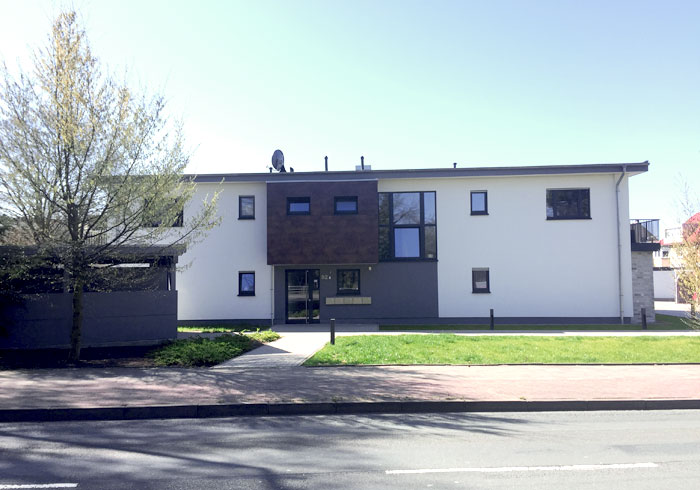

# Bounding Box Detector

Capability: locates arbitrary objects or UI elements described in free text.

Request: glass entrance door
[286,269,320,323]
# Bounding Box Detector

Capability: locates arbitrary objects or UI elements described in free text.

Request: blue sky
[1,0,698,230]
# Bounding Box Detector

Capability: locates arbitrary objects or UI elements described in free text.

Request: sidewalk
[1,326,700,422]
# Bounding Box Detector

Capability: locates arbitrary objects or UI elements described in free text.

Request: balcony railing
[630,219,659,244]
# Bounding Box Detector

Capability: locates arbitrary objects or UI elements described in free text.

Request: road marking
[0,485,77,489]
[386,462,659,474]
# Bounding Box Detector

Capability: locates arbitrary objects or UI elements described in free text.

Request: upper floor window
[471,191,488,215]
[239,196,255,219]
[546,189,590,220]
[379,191,436,260]
[334,196,358,215]
[287,197,310,215]
[143,198,183,228]
[337,269,360,295]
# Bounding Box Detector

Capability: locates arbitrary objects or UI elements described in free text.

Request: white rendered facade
[178,164,643,323]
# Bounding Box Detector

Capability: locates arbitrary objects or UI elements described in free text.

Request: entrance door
[286,269,320,323]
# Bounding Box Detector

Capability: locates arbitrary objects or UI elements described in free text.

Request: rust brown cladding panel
[267,180,379,265]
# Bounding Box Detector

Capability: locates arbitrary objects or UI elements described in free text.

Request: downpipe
[615,165,627,324]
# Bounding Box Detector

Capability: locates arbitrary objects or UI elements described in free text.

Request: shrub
[150,331,280,367]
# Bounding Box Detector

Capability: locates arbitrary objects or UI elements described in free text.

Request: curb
[1,399,699,423]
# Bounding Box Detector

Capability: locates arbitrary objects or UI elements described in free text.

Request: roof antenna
[325,156,328,172]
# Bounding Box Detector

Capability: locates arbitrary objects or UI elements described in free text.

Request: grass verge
[177,324,269,333]
[379,314,692,331]
[304,334,700,366]
[151,331,280,367]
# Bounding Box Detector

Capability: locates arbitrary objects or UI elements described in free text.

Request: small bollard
[330,318,336,345]
[490,309,494,330]
[641,308,647,330]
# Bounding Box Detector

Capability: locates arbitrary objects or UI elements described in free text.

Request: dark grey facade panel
[0,291,177,349]
[274,262,439,323]
[190,162,649,183]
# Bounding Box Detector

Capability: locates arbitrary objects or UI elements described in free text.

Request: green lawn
[379,314,692,331]
[178,324,270,333]
[304,334,700,366]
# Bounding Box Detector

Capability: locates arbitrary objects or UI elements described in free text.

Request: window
[143,198,183,227]
[379,192,436,260]
[287,197,310,215]
[472,268,490,293]
[239,196,255,219]
[471,191,488,215]
[546,189,590,220]
[334,196,358,214]
[337,269,360,295]
[238,272,255,296]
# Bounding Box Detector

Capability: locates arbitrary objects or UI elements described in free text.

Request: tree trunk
[68,278,83,363]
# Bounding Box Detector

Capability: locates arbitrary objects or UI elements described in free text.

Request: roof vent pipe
[361,156,365,170]
[325,156,328,172]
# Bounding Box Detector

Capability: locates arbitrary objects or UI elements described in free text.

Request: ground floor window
[472,268,490,293]
[337,269,360,295]
[238,271,255,296]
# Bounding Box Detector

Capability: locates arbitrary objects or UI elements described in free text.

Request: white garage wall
[379,173,634,319]
[177,182,272,321]
[653,269,676,301]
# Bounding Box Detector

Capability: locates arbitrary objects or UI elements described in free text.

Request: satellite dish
[271,149,286,172]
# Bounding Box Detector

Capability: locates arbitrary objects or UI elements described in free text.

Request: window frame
[238,271,255,296]
[238,195,255,220]
[546,188,591,220]
[379,191,437,261]
[287,197,311,215]
[334,196,358,215]
[336,269,361,295]
[472,268,490,294]
[470,191,488,216]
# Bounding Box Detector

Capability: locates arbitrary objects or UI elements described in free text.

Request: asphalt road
[0,410,699,489]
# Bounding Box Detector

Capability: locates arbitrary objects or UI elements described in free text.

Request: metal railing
[630,219,659,243]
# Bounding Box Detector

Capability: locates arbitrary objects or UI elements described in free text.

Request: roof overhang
[188,161,650,183]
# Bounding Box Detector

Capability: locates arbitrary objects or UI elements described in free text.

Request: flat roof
[189,161,649,183]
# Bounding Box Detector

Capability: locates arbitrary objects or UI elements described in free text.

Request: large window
[337,269,360,295]
[546,189,590,220]
[379,191,436,260]
[238,272,255,296]
[239,196,255,219]
[472,268,490,294]
[287,197,310,215]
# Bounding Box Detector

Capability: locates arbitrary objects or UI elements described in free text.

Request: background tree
[675,178,700,327]
[0,11,219,361]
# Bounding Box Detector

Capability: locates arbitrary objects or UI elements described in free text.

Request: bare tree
[0,11,219,361]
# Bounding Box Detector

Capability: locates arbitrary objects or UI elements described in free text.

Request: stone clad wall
[631,251,655,323]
